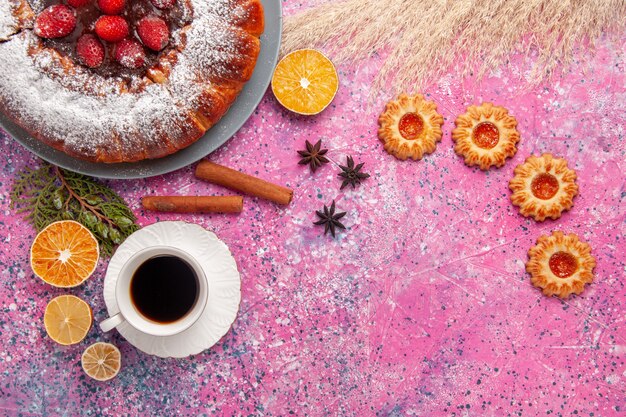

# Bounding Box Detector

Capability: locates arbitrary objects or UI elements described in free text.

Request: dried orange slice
[30,220,99,287]
[44,295,92,345]
[81,342,121,381]
[271,49,339,115]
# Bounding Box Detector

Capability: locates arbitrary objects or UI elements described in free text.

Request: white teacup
[100,246,209,337]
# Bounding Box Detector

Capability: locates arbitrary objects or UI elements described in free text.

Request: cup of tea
[100,246,209,337]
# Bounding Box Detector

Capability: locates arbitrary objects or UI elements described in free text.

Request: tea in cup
[100,246,208,337]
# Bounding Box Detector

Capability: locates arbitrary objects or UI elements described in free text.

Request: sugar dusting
[0,1,19,41]
[24,0,46,13]
[0,32,191,158]
[0,0,255,161]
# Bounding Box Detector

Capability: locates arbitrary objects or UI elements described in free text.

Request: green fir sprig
[10,163,140,256]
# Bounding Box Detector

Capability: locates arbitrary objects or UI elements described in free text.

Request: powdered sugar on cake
[0,1,20,41]
[0,0,259,162]
[0,32,190,156]
[22,0,51,13]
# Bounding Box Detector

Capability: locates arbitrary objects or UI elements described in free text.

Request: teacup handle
[100,313,125,332]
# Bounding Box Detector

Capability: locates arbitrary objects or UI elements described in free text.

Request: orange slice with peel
[44,295,92,345]
[81,342,121,381]
[30,220,99,287]
[271,49,339,115]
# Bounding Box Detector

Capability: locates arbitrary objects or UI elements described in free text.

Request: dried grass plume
[282,0,626,94]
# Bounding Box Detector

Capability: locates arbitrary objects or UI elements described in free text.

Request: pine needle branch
[10,162,140,257]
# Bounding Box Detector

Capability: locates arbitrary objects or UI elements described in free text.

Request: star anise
[298,140,329,172]
[313,200,346,237]
[338,156,370,189]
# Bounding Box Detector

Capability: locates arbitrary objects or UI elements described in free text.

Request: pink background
[1,1,625,415]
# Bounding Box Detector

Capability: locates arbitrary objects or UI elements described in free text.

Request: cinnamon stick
[195,161,293,205]
[142,196,243,213]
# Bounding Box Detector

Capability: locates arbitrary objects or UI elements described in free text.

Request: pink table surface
[1,2,625,415]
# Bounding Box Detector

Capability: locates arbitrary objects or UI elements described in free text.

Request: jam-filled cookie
[509,153,578,221]
[378,93,444,161]
[451,102,520,170]
[526,231,596,298]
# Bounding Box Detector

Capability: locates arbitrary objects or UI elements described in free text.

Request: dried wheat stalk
[282,0,626,95]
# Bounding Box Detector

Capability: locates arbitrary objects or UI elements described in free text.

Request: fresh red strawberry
[137,15,169,51]
[115,39,146,69]
[76,34,105,68]
[67,0,90,7]
[149,0,176,10]
[34,5,76,39]
[95,15,129,42]
[98,0,126,15]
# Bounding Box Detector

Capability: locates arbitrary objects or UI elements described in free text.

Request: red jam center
[398,113,425,140]
[531,173,559,200]
[471,122,499,149]
[549,251,579,278]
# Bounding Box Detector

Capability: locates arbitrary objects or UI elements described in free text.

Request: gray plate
[0,0,282,179]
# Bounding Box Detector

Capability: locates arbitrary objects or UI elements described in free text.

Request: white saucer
[103,221,241,358]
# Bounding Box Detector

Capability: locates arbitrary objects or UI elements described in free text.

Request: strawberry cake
[0,0,264,162]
